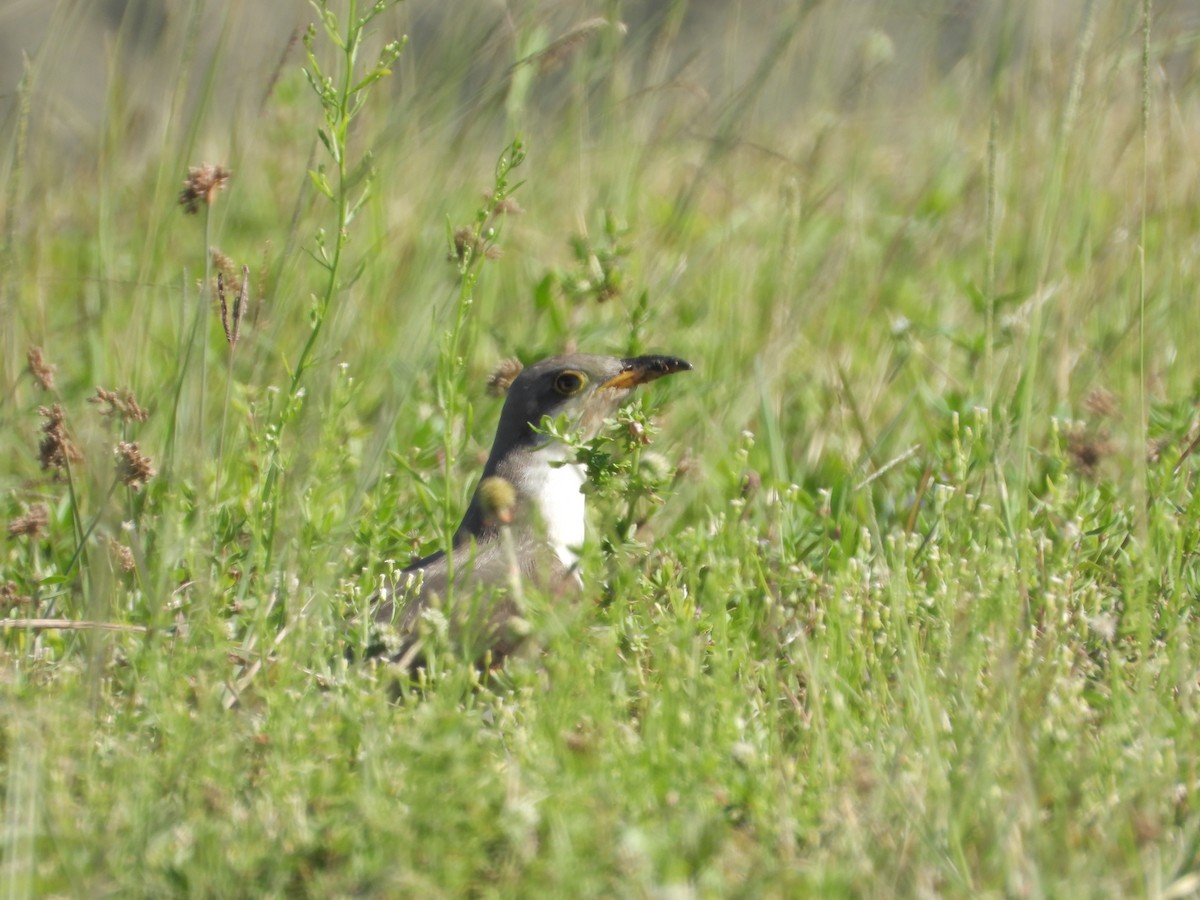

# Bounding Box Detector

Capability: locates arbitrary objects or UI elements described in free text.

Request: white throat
[518,444,587,569]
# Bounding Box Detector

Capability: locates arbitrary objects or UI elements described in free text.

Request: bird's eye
[553,370,587,396]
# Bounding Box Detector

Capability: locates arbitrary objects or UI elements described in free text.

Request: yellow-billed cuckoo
[373,353,691,663]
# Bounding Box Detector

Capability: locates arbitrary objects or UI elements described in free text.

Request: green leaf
[308,168,335,199]
[316,127,334,158]
[351,68,391,94]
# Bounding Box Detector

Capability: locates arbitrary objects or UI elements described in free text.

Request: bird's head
[493,353,692,451]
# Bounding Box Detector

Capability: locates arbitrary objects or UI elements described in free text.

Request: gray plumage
[372,353,691,665]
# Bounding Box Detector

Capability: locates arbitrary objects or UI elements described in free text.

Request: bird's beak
[600,355,693,391]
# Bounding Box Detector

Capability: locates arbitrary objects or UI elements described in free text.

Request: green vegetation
[2,1,1199,895]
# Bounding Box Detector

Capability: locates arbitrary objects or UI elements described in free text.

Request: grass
[2,0,1200,895]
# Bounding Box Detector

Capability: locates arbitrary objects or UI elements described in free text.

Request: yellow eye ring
[553,370,587,396]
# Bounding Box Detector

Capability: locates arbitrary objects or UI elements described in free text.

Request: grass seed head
[179,164,231,214]
[108,538,136,573]
[27,347,56,391]
[1,581,31,610]
[89,387,149,424]
[487,357,525,396]
[1084,388,1117,419]
[217,266,249,345]
[210,248,238,282]
[7,503,49,540]
[38,404,81,473]
[115,441,156,491]
[531,18,623,74]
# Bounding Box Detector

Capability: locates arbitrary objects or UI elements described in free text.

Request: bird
[372,352,692,665]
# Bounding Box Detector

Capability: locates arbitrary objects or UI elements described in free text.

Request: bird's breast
[520,456,587,569]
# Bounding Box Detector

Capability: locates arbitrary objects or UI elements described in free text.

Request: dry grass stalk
[0,618,147,634]
[518,18,625,74]
[217,266,249,345]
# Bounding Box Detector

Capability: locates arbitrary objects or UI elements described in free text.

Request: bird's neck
[456,442,587,569]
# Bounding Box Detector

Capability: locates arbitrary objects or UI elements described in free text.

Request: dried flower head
[487,357,525,396]
[38,405,81,473]
[89,387,149,424]
[210,248,238,283]
[27,347,56,391]
[179,164,231,214]
[115,442,156,491]
[1,581,31,610]
[8,503,49,539]
[108,538,136,573]
[1084,387,1118,419]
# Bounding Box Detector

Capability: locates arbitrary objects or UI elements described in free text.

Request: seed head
[217,266,249,346]
[179,164,231,214]
[38,405,81,473]
[1,581,31,611]
[527,18,622,74]
[1084,387,1117,419]
[89,387,149,424]
[108,538,136,573]
[210,248,238,283]
[115,442,156,491]
[487,357,525,396]
[27,347,56,391]
[7,503,49,540]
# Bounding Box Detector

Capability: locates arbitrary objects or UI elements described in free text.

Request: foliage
[1,0,1199,896]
